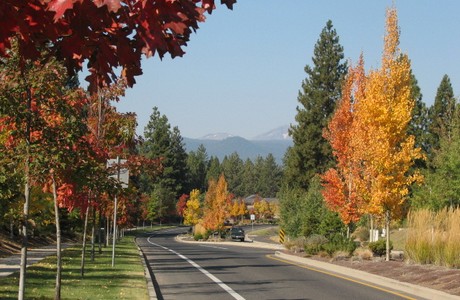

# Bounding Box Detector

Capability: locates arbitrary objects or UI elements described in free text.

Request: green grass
[389,228,407,251]
[250,226,280,237]
[0,236,149,300]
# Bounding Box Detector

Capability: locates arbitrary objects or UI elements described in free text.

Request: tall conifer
[285,20,347,190]
[428,75,456,156]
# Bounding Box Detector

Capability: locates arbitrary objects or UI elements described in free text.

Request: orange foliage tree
[321,60,365,235]
[202,174,231,232]
[323,8,422,259]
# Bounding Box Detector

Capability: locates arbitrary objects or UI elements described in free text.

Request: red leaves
[0,0,236,93]
[48,0,77,21]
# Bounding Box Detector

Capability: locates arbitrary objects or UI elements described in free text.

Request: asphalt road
[136,227,418,300]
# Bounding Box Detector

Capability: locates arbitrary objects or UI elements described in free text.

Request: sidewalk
[0,243,73,278]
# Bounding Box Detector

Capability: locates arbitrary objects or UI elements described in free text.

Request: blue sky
[113,1,460,139]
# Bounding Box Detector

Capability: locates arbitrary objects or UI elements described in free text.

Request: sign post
[107,157,128,267]
[250,214,255,232]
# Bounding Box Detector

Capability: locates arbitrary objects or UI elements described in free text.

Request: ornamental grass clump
[405,208,460,268]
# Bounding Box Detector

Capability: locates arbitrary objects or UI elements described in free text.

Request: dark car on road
[230,227,245,242]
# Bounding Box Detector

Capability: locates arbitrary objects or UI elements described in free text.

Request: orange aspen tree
[202,174,230,233]
[321,61,365,236]
[353,8,423,261]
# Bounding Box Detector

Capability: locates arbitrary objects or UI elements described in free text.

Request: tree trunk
[90,206,96,262]
[106,216,110,247]
[370,214,374,242]
[18,85,32,300]
[18,170,30,300]
[385,210,391,262]
[52,175,62,300]
[98,208,103,254]
[80,197,90,277]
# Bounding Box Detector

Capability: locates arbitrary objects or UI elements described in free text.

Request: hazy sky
[112,1,460,139]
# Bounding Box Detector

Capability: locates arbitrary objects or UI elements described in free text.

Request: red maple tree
[0,0,236,92]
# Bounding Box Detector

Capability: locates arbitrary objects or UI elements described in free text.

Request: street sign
[107,158,129,188]
[279,229,285,244]
[250,214,255,221]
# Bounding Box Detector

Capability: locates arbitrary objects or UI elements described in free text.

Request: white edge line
[147,236,245,300]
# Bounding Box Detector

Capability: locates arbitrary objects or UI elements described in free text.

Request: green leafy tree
[279,177,343,238]
[284,20,347,190]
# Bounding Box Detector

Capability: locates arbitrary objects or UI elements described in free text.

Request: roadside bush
[193,233,203,241]
[351,226,369,243]
[304,234,328,255]
[285,236,307,253]
[368,239,393,257]
[323,234,357,256]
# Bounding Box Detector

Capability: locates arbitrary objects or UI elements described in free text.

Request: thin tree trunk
[18,86,32,300]
[90,206,96,262]
[385,210,391,262]
[80,197,91,277]
[18,170,30,300]
[98,208,103,254]
[52,175,62,300]
[106,216,110,247]
[370,214,374,242]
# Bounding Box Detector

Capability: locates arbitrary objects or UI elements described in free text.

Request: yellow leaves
[183,189,201,226]
[332,6,422,220]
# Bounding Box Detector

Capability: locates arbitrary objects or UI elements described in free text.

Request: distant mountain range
[183,125,292,163]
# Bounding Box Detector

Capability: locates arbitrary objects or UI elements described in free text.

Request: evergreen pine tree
[428,74,456,156]
[221,152,244,197]
[284,20,347,190]
[206,156,221,184]
[187,144,208,192]
[141,107,189,220]
[408,72,430,168]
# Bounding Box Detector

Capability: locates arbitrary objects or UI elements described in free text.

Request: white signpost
[107,157,129,267]
[250,214,255,232]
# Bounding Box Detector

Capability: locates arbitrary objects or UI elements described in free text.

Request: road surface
[136,227,420,300]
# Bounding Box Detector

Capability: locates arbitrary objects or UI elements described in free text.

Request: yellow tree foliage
[202,174,231,231]
[183,189,201,226]
[353,8,423,219]
[254,199,271,220]
[322,8,423,258]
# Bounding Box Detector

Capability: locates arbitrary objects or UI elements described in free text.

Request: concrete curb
[175,235,284,250]
[274,251,460,300]
[134,237,157,300]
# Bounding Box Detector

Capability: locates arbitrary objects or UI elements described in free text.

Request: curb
[175,235,284,250]
[274,251,460,300]
[134,237,157,300]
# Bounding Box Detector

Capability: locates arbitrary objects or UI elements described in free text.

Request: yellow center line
[266,254,417,300]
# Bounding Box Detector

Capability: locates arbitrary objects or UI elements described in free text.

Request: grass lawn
[0,234,151,300]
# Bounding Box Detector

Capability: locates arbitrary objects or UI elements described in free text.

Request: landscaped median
[0,231,156,299]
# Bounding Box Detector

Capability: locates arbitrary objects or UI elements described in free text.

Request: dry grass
[405,208,460,268]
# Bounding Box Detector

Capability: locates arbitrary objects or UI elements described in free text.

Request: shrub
[304,234,328,255]
[285,236,307,253]
[352,226,369,243]
[193,233,203,241]
[368,239,393,257]
[323,234,357,256]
